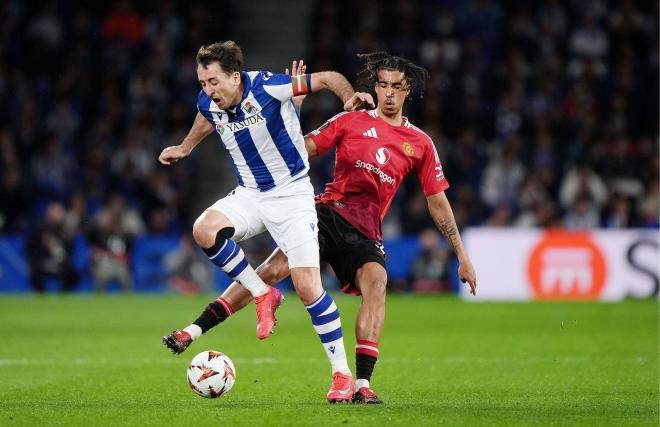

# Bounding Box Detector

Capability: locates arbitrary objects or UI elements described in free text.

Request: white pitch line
[0,356,649,366]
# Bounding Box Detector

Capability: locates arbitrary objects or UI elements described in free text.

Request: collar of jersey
[227,71,252,115]
[372,108,409,127]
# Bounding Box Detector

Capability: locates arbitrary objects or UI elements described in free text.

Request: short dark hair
[196,41,243,73]
[357,52,429,99]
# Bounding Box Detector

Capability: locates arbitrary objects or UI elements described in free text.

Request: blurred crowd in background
[0,0,657,292]
[305,0,659,234]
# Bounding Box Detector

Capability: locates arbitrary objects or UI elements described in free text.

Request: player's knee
[193,220,235,254]
[192,216,213,247]
[192,211,233,248]
[292,275,317,295]
[290,267,322,303]
[357,263,387,303]
[363,279,387,304]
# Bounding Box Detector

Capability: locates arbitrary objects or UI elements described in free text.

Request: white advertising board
[462,228,659,301]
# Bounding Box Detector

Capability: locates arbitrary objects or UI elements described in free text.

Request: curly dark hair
[357,51,429,99]
[196,41,243,73]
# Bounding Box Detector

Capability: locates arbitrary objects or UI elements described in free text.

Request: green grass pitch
[0,294,657,426]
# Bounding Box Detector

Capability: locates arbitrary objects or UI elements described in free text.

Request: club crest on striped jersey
[242,101,258,115]
[215,123,226,135]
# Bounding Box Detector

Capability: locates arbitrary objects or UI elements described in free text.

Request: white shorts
[207,177,320,268]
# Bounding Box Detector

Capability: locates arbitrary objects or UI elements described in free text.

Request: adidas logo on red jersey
[362,128,378,138]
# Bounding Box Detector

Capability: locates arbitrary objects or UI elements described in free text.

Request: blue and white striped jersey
[197,71,313,192]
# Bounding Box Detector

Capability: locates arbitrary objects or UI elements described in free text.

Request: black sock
[356,339,379,383]
[193,297,234,333]
[356,353,378,382]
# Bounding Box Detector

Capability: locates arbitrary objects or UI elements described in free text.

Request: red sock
[215,297,235,316]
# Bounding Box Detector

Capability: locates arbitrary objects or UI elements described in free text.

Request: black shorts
[316,203,386,296]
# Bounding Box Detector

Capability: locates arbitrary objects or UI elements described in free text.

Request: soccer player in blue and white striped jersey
[159,41,373,402]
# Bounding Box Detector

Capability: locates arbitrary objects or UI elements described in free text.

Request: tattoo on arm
[436,217,460,250]
[428,193,467,257]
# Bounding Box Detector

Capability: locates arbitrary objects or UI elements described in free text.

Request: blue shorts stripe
[311,310,340,326]
[227,258,248,278]
[319,327,343,344]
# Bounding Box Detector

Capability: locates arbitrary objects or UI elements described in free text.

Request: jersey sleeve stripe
[197,90,215,123]
[408,122,440,162]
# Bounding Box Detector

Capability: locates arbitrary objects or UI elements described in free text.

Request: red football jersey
[307,109,450,242]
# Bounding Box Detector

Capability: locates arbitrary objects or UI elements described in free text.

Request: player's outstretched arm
[311,71,374,111]
[158,112,213,165]
[426,192,477,296]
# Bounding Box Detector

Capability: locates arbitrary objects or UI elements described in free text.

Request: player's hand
[458,260,477,296]
[343,92,375,111]
[285,59,307,109]
[158,145,190,165]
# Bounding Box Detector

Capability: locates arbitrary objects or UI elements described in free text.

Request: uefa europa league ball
[187,350,236,398]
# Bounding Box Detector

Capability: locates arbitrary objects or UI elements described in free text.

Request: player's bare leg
[355,263,387,341]
[162,283,254,354]
[289,266,355,403]
[164,245,355,403]
[172,209,279,342]
[352,262,387,404]
[162,249,288,354]
[289,267,323,304]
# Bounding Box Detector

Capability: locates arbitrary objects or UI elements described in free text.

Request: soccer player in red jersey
[164,53,477,403]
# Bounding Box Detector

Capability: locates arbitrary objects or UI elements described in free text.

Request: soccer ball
[187,350,236,398]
